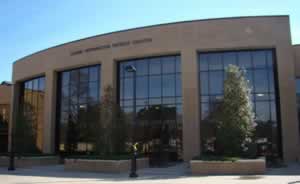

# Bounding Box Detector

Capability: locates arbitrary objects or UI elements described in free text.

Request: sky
[0,0,299,82]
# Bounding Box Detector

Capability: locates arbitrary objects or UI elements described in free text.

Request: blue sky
[0,0,299,82]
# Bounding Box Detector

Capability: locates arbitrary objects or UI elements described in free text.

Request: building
[10,15,300,162]
[0,82,12,153]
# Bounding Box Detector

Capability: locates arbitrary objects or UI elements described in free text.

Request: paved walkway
[1,163,300,184]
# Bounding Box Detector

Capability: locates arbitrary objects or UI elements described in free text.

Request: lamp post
[125,65,138,178]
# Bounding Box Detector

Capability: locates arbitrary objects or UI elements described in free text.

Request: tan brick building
[9,15,300,162]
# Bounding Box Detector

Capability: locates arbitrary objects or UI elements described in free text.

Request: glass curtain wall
[20,77,45,153]
[199,49,280,157]
[296,78,300,137]
[57,65,101,154]
[119,55,183,162]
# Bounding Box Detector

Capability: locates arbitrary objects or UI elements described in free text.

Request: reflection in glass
[124,78,133,99]
[209,71,223,94]
[199,54,209,71]
[256,101,270,122]
[223,52,237,68]
[136,77,148,98]
[136,59,148,76]
[62,72,70,86]
[268,69,275,93]
[149,76,161,98]
[200,72,209,95]
[119,55,182,162]
[254,70,268,93]
[199,49,280,158]
[252,51,267,68]
[176,74,182,96]
[209,53,222,70]
[175,56,181,73]
[19,77,45,153]
[237,51,252,69]
[162,56,176,74]
[80,68,89,82]
[149,58,161,75]
[245,70,254,89]
[163,75,176,97]
[57,65,101,154]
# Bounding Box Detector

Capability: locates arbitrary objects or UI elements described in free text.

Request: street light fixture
[125,65,138,178]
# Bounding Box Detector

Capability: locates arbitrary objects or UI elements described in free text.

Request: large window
[57,65,101,154]
[119,55,183,161]
[20,77,45,153]
[199,50,280,157]
[0,104,9,153]
[296,78,300,137]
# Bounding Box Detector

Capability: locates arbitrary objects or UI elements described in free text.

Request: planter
[0,156,60,168]
[190,157,266,175]
[64,157,149,173]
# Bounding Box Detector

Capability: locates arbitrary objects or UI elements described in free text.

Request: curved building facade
[11,15,300,162]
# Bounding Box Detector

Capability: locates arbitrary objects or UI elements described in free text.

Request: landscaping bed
[64,155,149,173]
[190,156,266,175]
[0,154,60,168]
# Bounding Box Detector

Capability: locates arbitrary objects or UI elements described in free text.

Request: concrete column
[181,49,201,161]
[43,71,57,153]
[276,46,300,162]
[101,58,117,100]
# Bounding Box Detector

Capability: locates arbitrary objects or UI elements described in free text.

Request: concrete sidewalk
[0,163,300,184]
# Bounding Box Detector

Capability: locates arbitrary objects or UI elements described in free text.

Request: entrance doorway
[135,104,183,166]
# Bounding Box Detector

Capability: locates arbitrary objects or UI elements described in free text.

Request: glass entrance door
[138,104,180,166]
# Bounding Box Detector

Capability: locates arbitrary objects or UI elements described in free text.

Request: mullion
[98,65,101,101]
[86,68,90,151]
[36,79,40,140]
[249,53,256,113]
[160,57,163,106]
[207,55,211,113]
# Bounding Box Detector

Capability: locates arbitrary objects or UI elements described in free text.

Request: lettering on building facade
[70,38,152,56]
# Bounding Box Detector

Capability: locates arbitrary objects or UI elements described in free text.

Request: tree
[215,65,255,156]
[14,104,41,155]
[92,85,129,155]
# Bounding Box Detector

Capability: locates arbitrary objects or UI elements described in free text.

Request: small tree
[216,65,255,156]
[93,85,129,155]
[15,105,41,155]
